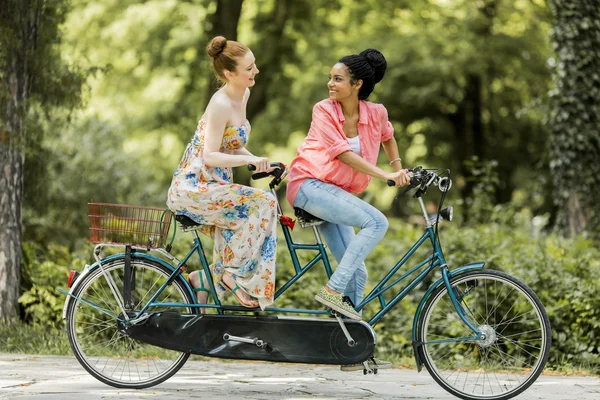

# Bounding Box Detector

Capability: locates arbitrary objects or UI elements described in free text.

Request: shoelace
[342,296,356,309]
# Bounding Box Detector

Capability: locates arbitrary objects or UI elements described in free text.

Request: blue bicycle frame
[61,188,486,346]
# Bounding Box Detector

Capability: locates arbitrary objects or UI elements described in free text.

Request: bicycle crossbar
[150,302,331,315]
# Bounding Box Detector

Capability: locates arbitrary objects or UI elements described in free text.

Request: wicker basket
[88,203,173,249]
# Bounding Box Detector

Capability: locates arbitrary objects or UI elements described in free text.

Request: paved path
[0,354,599,399]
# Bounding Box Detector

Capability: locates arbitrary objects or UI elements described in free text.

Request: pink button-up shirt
[286,99,394,207]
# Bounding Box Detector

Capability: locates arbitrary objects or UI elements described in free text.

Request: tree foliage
[37,0,554,236]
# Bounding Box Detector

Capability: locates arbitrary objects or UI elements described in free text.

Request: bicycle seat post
[313,225,324,244]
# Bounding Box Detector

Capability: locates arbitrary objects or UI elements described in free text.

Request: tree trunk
[467,73,484,161]
[245,0,292,122]
[0,127,24,321]
[451,1,497,222]
[462,73,484,213]
[449,100,470,220]
[548,0,600,236]
[0,1,81,320]
[0,68,28,322]
[0,1,42,321]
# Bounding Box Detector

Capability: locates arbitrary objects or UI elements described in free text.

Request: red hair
[206,36,249,82]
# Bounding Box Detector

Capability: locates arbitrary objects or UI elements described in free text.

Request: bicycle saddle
[175,214,200,227]
[294,207,325,228]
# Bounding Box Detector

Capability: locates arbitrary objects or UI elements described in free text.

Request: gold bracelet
[389,157,402,165]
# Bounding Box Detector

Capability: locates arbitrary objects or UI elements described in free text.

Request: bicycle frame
[62,187,486,345]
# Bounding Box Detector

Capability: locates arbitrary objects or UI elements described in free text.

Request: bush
[425,218,600,373]
[19,242,87,329]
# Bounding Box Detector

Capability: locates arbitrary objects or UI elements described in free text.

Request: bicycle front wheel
[66,257,195,388]
[417,269,551,400]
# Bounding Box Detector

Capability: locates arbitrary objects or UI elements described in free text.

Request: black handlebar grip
[387,180,395,186]
[248,164,257,171]
[251,172,271,180]
[251,167,282,181]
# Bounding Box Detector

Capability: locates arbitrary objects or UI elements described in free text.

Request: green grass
[0,322,72,355]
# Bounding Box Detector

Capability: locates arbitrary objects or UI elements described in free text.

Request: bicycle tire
[417,269,551,400]
[66,257,195,389]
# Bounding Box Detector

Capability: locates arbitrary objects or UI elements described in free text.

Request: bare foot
[188,270,209,314]
[222,273,259,308]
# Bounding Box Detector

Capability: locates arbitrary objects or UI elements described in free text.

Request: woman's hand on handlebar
[247,156,271,173]
[385,169,411,187]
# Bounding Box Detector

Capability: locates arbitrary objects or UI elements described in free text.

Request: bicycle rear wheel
[66,257,195,388]
[417,269,551,400]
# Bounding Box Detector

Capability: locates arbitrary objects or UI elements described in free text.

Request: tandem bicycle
[59,164,551,400]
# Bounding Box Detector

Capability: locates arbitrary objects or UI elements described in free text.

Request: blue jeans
[294,179,389,307]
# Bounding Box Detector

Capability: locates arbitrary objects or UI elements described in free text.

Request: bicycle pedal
[362,361,374,375]
[363,368,377,375]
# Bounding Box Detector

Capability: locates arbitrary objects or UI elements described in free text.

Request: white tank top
[347,135,362,156]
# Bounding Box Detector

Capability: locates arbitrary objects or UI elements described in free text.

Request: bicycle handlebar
[387,167,452,196]
[247,163,450,195]
[248,162,287,188]
[248,161,285,176]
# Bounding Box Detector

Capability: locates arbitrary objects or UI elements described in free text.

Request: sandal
[222,274,259,309]
[189,270,210,314]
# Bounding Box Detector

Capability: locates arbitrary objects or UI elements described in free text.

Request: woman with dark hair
[286,49,409,321]
[167,36,277,311]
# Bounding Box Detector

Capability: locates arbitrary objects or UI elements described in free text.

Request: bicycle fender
[61,252,195,319]
[411,262,485,343]
[409,262,485,371]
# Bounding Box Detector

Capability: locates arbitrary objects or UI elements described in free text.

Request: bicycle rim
[419,270,551,400]
[66,258,194,388]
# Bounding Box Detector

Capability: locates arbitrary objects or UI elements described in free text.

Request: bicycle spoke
[493,308,536,330]
[500,327,542,339]
[497,334,542,356]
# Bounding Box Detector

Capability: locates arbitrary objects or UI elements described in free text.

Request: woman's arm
[232,147,254,157]
[337,151,409,186]
[337,151,388,179]
[381,137,404,172]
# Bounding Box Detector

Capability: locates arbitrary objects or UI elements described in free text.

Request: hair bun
[359,49,387,83]
[207,36,227,58]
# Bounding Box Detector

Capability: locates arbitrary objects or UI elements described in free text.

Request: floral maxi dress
[167,118,277,309]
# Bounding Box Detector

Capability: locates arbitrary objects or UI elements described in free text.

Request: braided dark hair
[338,49,387,100]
